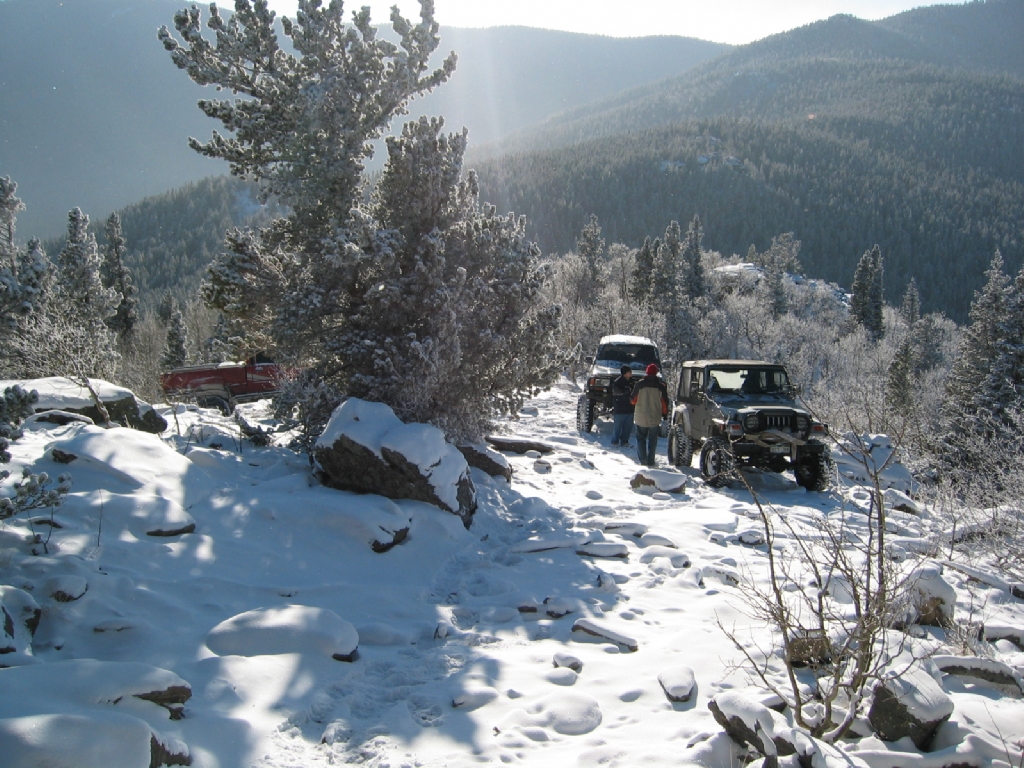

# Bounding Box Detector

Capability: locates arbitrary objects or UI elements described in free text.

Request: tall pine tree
[101,213,139,343]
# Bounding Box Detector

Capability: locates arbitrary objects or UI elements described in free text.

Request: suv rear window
[596,344,660,370]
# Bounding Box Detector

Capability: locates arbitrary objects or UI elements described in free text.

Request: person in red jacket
[630,363,669,467]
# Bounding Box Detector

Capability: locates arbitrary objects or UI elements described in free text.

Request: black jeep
[576,335,661,433]
[667,360,833,490]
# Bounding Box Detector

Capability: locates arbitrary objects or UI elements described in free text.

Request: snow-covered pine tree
[681,214,706,299]
[885,336,916,416]
[101,213,139,343]
[754,232,802,318]
[900,278,921,326]
[575,214,605,307]
[850,245,884,341]
[163,0,455,348]
[975,266,1024,440]
[629,236,655,306]
[652,221,682,316]
[161,302,189,370]
[1,178,29,342]
[332,116,560,438]
[940,252,1013,470]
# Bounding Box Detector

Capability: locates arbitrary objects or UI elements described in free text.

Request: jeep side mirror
[585,355,594,365]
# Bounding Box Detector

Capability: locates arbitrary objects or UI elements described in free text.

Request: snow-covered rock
[314,398,476,527]
[630,469,686,494]
[906,564,956,627]
[206,605,359,661]
[658,665,696,702]
[868,666,954,749]
[570,618,638,652]
[4,377,166,433]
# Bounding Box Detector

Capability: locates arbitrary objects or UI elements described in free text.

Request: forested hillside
[0,0,724,239]
[472,1,1024,320]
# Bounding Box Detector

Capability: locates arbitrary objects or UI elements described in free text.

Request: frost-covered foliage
[850,244,885,341]
[0,178,46,343]
[165,1,559,439]
[161,302,189,370]
[334,117,561,438]
[0,385,37,464]
[0,385,68,527]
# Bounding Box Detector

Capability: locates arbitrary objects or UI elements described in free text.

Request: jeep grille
[763,414,792,430]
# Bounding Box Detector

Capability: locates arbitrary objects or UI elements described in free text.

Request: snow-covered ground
[2,378,1023,767]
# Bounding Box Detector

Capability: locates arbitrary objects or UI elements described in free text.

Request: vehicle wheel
[198,396,233,416]
[576,394,596,433]
[668,426,694,467]
[700,437,735,488]
[794,443,834,491]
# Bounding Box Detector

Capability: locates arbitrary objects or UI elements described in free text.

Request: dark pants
[636,425,659,467]
[611,413,634,445]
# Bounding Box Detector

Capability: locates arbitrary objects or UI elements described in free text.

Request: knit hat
[620,365,631,375]
[646,363,659,376]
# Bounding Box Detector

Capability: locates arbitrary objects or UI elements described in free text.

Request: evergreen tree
[976,266,1024,437]
[101,213,139,342]
[901,278,921,326]
[681,214,706,299]
[330,117,560,438]
[161,302,189,370]
[850,245,884,341]
[754,232,802,318]
[652,221,682,316]
[629,236,656,306]
[1,179,29,338]
[575,214,605,306]
[157,293,175,326]
[885,337,916,415]
[941,252,1012,469]
[1,176,24,263]
[165,1,560,438]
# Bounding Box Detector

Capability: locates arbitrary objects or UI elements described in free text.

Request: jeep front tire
[668,425,694,468]
[576,394,596,433]
[700,437,735,487]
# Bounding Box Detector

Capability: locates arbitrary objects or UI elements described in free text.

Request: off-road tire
[700,437,735,488]
[576,394,596,433]
[794,443,833,491]
[198,395,233,416]
[667,425,694,468]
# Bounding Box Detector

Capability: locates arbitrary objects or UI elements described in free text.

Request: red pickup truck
[159,354,286,413]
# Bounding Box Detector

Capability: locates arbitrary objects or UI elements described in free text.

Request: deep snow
[1,378,1023,767]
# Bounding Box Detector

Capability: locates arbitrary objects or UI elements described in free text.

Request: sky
[264,0,938,45]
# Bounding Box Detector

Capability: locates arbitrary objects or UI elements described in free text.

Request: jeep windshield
[707,366,791,395]
[595,344,660,371]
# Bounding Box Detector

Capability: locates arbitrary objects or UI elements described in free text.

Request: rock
[575,541,629,559]
[933,654,1024,696]
[553,652,583,673]
[639,546,690,569]
[452,686,499,710]
[484,436,555,454]
[906,564,955,627]
[630,469,686,494]
[0,586,41,647]
[543,596,585,619]
[511,531,592,553]
[983,624,1024,651]
[603,521,647,537]
[206,605,359,662]
[638,532,677,548]
[658,666,696,702]
[314,399,476,528]
[868,667,954,749]
[50,447,78,463]
[708,692,796,764]
[738,529,766,546]
[457,442,512,482]
[570,618,638,652]
[45,575,88,602]
[26,409,93,427]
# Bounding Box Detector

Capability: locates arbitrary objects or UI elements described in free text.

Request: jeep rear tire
[576,394,596,433]
[668,426,694,468]
[700,438,734,488]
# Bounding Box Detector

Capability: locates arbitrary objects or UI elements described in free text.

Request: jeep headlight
[796,415,809,432]
[596,378,611,388]
[743,414,759,431]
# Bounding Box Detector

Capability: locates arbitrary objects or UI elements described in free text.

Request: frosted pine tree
[161,303,189,370]
[163,0,456,350]
[575,214,605,307]
[900,278,921,326]
[681,214,706,300]
[940,252,1012,470]
[101,213,139,343]
[333,117,560,438]
[850,245,884,341]
[976,266,1024,440]
[754,232,802,318]
[629,236,655,306]
[1,178,29,340]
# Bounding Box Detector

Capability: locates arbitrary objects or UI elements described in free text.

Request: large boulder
[868,666,954,749]
[314,399,476,528]
[3,377,166,433]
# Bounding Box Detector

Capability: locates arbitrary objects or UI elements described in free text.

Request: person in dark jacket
[630,363,669,467]
[610,365,635,447]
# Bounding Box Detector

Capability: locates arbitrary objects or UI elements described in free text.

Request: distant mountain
[0,0,726,239]
[470,1,1024,321]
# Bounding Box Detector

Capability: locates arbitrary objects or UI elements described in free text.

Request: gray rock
[484,436,555,454]
[458,443,512,482]
[316,433,475,528]
[868,668,954,749]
